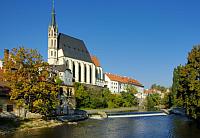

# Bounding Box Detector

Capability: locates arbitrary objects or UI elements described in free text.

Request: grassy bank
[0,118,63,136]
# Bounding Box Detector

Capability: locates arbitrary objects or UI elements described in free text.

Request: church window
[90,66,92,84]
[51,51,53,56]
[66,60,69,68]
[54,40,56,47]
[51,40,53,47]
[54,51,56,57]
[84,65,87,82]
[78,63,81,82]
[51,30,53,36]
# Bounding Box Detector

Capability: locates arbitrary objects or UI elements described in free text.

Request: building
[0,60,3,70]
[104,73,144,98]
[47,1,103,86]
[50,64,73,86]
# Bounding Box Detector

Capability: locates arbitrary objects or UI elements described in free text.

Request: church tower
[48,0,58,65]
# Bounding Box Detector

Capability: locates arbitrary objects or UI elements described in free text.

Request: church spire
[51,0,56,26]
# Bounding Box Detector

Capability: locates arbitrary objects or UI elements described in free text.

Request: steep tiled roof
[58,33,92,63]
[105,73,143,87]
[91,55,101,67]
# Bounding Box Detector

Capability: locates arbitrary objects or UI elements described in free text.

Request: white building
[47,1,104,86]
[105,73,144,98]
[51,65,73,86]
[0,60,3,70]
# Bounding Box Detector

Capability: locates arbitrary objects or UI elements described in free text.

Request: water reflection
[1,115,200,138]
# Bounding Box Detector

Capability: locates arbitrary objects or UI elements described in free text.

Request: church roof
[58,33,93,63]
[50,64,69,73]
[91,55,101,67]
[105,73,144,87]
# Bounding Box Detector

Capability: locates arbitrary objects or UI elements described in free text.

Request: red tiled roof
[91,55,101,67]
[105,73,143,87]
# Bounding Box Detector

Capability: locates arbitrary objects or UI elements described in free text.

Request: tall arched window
[51,30,53,36]
[51,40,53,47]
[96,68,98,79]
[79,63,81,82]
[54,40,56,47]
[90,66,92,84]
[54,51,56,57]
[99,69,101,79]
[66,60,69,68]
[73,62,75,79]
[84,65,87,83]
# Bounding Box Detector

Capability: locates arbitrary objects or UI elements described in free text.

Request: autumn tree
[3,47,59,116]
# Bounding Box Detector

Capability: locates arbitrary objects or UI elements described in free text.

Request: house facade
[104,73,144,98]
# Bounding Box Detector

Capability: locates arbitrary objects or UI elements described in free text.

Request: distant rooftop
[105,73,143,87]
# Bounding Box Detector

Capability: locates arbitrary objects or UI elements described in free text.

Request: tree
[125,84,137,94]
[146,93,161,111]
[172,46,200,119]
[151,84,167,93]
[74,83,138,109]
[3,47,59,116]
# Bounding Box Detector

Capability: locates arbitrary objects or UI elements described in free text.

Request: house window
[7,105,13,112]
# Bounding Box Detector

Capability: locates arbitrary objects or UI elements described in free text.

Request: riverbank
[0,113,88,136]
[0,118,63,136]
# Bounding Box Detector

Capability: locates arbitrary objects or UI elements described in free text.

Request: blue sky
[0,0,199,88]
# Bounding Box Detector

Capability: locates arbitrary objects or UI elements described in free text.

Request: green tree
[3,47,59,116]
[172,46,200,119]
[74,83,90,108]
[151,84,167,93]
[125,85,137,94]
[146,93,161,111]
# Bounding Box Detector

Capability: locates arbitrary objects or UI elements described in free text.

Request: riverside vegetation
[74,83,139,109]
[171,46,200,120]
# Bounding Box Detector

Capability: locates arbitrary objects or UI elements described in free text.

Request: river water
[1,114,200,138]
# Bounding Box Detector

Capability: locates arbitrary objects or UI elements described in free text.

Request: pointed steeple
[51,0,56,26]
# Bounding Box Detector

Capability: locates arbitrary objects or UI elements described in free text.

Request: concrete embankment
[86,107,139,114]
[86,107,139,119]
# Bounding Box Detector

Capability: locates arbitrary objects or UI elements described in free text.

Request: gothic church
[48,1,104,86]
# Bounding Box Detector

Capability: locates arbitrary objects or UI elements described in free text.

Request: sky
[0,0,199,88]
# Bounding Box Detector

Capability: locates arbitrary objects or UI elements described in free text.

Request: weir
[107,112,168,118]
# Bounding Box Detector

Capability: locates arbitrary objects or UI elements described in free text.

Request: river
[1,114,200,138]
